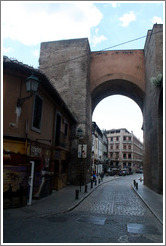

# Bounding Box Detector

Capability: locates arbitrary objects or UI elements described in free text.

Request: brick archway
[91,77,145,113]
[90,50,145,113]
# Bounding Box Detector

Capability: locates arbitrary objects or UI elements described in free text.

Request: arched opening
[92,95,143,142]
[91,79,145,114]
[91,80,144,176]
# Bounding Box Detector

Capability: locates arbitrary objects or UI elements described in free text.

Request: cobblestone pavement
[71,176,163,243]
[3,175,163,244]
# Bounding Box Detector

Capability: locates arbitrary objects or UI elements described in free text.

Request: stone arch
[91,76,145,114]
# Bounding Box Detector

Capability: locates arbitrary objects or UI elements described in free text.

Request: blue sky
[2,1,164,141]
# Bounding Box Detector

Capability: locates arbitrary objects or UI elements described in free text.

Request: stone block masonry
[143,24,163,193]
[39,38,92,184]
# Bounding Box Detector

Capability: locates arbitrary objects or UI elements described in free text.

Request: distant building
[106,128,143,173]
[91,122,108,174]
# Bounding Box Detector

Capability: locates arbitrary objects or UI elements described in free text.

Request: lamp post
[17,75,40,107]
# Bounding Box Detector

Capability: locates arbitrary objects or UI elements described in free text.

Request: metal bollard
[133,180,136,186]
[136,182,138,190]
[84,184,88,193]
[91,180,93,189]
[98,178,100,184]
[75,189,79,199]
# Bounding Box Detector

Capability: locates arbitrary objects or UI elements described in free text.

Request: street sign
[78,144,87,158]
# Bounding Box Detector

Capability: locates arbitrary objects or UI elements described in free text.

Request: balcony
[122,149,132,152]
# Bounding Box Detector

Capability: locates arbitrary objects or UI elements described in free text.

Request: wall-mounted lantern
[77,127,83,139]
[17,75,40,107]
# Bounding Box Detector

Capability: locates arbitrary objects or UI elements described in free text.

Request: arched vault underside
[91,79,145,113]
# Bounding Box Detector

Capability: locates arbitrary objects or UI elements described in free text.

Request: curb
[39,177,120,218]
[131,185,163,225]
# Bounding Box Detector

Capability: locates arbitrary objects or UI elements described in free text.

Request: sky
[1,1,164,142]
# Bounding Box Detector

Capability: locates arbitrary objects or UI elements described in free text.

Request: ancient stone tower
[39,38,92,184]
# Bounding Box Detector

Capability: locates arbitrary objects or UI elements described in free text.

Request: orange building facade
[3,57,76,208]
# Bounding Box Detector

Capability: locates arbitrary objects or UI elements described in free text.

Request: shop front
[27,142,54,199]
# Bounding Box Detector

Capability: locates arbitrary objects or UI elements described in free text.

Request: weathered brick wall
[143,24,163,193]
[39,38,92,184]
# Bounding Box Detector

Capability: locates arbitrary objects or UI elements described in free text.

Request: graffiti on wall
[3,165,29,208]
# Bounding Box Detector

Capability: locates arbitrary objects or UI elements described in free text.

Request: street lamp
[17,75,40,107]
[77,128,83,139]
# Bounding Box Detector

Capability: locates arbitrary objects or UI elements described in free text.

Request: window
[110,145,113,149]
[32,94,43,132]
[123,153,126,159]
[128,137,131,141]
[64,122,68,137]
[124,145,126,149]
[128,153,131,159]
[115,152,119,158]
[123,136,126,141]
[116,144,119,149]
[128,145,131,149]
[55,113,62,145]
[111,137,113,141]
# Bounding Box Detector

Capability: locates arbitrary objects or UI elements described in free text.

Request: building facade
[106,128,143,173]
[91,122,108,174]
[3,56,76,208]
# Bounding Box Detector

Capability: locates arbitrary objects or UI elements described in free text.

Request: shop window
[54,160,59,173]
[61,160,67,174]
[32,94,43,132]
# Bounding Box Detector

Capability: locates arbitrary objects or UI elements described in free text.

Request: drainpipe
[27,161,35,205]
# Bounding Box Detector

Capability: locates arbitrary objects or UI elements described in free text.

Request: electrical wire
[40,30,162,70]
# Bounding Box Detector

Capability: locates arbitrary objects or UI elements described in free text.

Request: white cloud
[33,49,39,57]
[1,2,103,46]
[119,11,136,27]
[91,35,107,47]
[151,16,163,24]
[111,2,120,8]
[3,47,13,53]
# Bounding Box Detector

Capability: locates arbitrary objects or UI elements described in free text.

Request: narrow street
[3,174,163,243]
